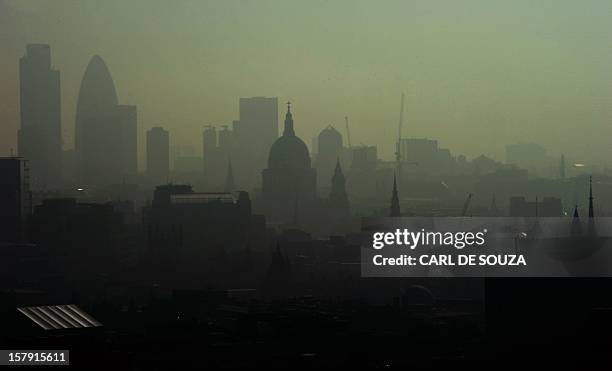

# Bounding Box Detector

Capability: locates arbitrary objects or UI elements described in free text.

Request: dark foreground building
[0,157,31,243]
[145,185,267,286]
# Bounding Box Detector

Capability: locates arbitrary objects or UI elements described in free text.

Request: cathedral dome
[267,103,311,169]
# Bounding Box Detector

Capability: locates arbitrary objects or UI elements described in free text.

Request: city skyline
[2,0,612,169]
[3,2,612,365]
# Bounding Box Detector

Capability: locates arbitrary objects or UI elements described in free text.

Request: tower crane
[345,116,352,148]
[462,193,473,217]
[395,92,405,167]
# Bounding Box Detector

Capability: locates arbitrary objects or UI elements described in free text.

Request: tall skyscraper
[224,158,235,192]
[201,125,235,189]
[75,55,137,186]
[118,104,138,176]
[18,44,62,190]
[0,157,31,243]
[146,127,170,184]
[233,97,278,188]
[315,125,343,188]
[202,125,220,186]
[238,97,278,151]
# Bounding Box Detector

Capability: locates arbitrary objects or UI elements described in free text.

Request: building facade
[0,158,32,243]
[75,55,137,187]
[146,127,170,184]
[18,44,62,189]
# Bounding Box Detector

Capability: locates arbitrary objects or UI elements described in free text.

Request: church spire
[331,158,345,187]
[283,101,295,137]
[390,174,400,217]
[588,175,594,218]
[224,157,235,192]
[571,204,582,235]
[329,158,349,218]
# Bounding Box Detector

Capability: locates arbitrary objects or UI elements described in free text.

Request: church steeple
[329,159,349,218]
[283,101,295,137]
[390,174,400,217]
[571,204,582,235]
[588,175,594,219]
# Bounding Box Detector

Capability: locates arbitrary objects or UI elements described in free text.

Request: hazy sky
[2,0,612,169]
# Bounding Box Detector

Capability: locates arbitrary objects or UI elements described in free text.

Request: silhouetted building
[202,125,234,189]
[262,103,316,224]
[151,184,193,208]
[225,159,235,192]
[218,125,235,150]
[509,196,562,217]
[146,127,170,184]
[328,160,349,220]
[345,145,380,200]
[233,97,278,189]
[18,44,62,189]
[315,126,343,188]
[324,160,353,234]
[173,155,203,185]
[202,125,217,180]
[0,158,31,243]
[351,145,377,172]
[472,155,501,176]
[117,104,137,176]
[399,138,454,175]
[262,244,291,297]
[571,205,581,235]
[75,55,137,187]
[145,185,266,285]
[506,142,556,178]
[29,198,125,272]
[61,149,76,184]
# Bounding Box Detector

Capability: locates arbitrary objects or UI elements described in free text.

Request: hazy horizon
[2,0,612,170]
